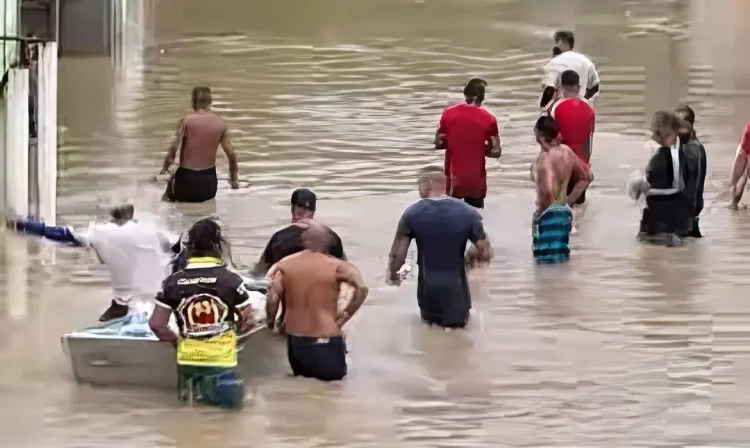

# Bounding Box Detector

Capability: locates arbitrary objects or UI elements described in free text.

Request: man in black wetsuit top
[675,105,707,237]
[252,188,345,276]
[387,166,493,329]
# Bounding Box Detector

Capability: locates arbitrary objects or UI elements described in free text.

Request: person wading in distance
[160,86,241,203]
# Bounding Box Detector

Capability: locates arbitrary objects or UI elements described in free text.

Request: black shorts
[165,166,218,203]
[286,335,347,381]
[460,197,484,209]
[565,182,586,205]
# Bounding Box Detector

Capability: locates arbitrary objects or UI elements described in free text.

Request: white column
[0,97,6,215]
[5,68,30,218]
[37,42,58,226]
[113,0,145,194]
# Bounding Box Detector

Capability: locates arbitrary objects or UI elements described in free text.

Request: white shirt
[542,50,600,101]
[75,221,179,298]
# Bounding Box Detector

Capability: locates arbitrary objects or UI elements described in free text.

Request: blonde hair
[650,111,682,141]
[417,165,446,184]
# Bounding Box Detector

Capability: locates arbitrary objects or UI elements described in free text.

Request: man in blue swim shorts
[531,116,592,263]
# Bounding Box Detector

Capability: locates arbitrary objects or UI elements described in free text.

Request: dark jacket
[682,136,707,218]
[641,145,694,237]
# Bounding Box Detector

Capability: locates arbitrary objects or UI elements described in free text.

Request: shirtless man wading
[531,116,592,263]
[160,86,240,203]
[266,220,369,382]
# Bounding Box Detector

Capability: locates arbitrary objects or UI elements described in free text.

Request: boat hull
[61,282,290,388]
[62,325,289,388]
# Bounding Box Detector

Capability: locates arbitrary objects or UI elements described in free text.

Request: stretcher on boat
[61,277,289,388]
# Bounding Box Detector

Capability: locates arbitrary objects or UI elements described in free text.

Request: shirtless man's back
[160,86,240,203]
[266,220,368,382]
[532,117,592,263]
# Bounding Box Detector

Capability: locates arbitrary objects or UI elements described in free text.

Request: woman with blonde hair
[635,111,695,245]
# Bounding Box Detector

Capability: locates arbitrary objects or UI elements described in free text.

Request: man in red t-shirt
[546,70,595,205]
[729,122,750,208]
[434,78,501,209]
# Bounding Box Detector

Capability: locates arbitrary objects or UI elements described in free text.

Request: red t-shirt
[741,122,750,154]
[549,98,595,162]
[438,103,499,198]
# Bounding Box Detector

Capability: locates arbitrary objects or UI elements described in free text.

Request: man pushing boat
[150,217,255,408]
[7,204,180,321]
[266,219,368,382]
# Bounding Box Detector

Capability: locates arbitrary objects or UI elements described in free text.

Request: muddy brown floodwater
[2,0,750,446]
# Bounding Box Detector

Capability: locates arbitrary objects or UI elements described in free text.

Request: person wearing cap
[252,188,346,277]
[729,122,750,209]
[541,30,600,109]
[434,78,501,210]
[7,205,180,321]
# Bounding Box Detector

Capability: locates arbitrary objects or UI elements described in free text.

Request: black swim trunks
[165,166,218,203]
[459,197,484,209]
[286,335,347,381]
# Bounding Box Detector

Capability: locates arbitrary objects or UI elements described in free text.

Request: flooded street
[3,0,750,445]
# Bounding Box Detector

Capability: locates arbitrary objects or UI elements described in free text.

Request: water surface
[3,0,750,446]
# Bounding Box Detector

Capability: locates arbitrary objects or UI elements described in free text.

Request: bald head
[298,219,334,253]
[417,166,447,198]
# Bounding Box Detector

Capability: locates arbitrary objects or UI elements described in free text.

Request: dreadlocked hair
[185,217,233,263]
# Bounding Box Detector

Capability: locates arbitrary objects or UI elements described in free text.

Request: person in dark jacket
[675,105,707,237]
[638,111,695,246]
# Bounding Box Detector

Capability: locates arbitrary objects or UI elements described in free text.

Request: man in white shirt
[7,204,180,321]
[540,30,601,108]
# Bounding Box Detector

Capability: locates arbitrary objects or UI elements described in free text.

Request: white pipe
[4,76,14,217]
[3,79,16,217]
[37,42,58,226]
[5,68,29,218]
[19,69,29,215]
[49,43,59,226]
[0,95,5,214]
[113,0,144,191]
[37,43,47,221]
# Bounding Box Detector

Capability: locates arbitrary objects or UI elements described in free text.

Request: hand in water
[435,133,447,150]
[465,247,487,270]
[5,215,29,230]
[275,318,286,334]
[386,273,402,286]
[230,180,241,190]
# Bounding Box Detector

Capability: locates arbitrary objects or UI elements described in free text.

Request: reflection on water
[3,0,750,445]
